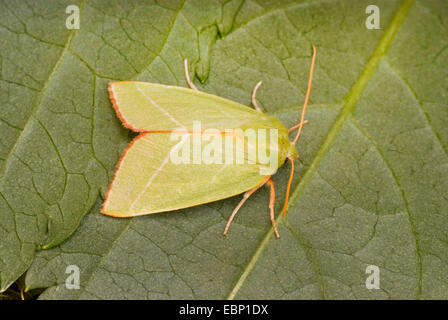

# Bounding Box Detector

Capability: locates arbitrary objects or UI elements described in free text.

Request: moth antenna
[281,157,295,216]
[293,45,317,145]
[288,120,309,133]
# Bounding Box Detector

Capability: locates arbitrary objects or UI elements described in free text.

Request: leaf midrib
[226,0,416,300]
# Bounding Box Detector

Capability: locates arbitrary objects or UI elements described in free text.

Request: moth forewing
[101,132,270,217]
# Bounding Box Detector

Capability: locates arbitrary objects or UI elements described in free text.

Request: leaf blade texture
[0,0,446,299]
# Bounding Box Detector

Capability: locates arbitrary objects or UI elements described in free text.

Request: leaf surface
[0,0,446,299]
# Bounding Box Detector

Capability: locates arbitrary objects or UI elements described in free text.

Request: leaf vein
[226,0,416,299]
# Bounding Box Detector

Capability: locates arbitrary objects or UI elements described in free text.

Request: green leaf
[1,0,447,299]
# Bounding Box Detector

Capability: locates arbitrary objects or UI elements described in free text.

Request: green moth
[102,46,317,238]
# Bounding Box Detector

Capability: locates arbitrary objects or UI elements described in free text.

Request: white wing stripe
[136,85,186,129]
[130,135,188,211]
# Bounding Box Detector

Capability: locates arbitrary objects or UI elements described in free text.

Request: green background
[0,0,447,299]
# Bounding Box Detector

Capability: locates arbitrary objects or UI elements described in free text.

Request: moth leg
[251,81,263,112]
[266,179,280,238]
[288,120,309,133]
[183,59,199,91]
[223,176,270,236]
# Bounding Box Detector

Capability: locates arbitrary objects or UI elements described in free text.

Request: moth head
[286,143,299,160]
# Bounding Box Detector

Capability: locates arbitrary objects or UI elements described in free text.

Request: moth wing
[102,132,269,216]
[109,81,278,131]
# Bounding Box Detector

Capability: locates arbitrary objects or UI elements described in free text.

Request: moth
[102,46,317,238]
